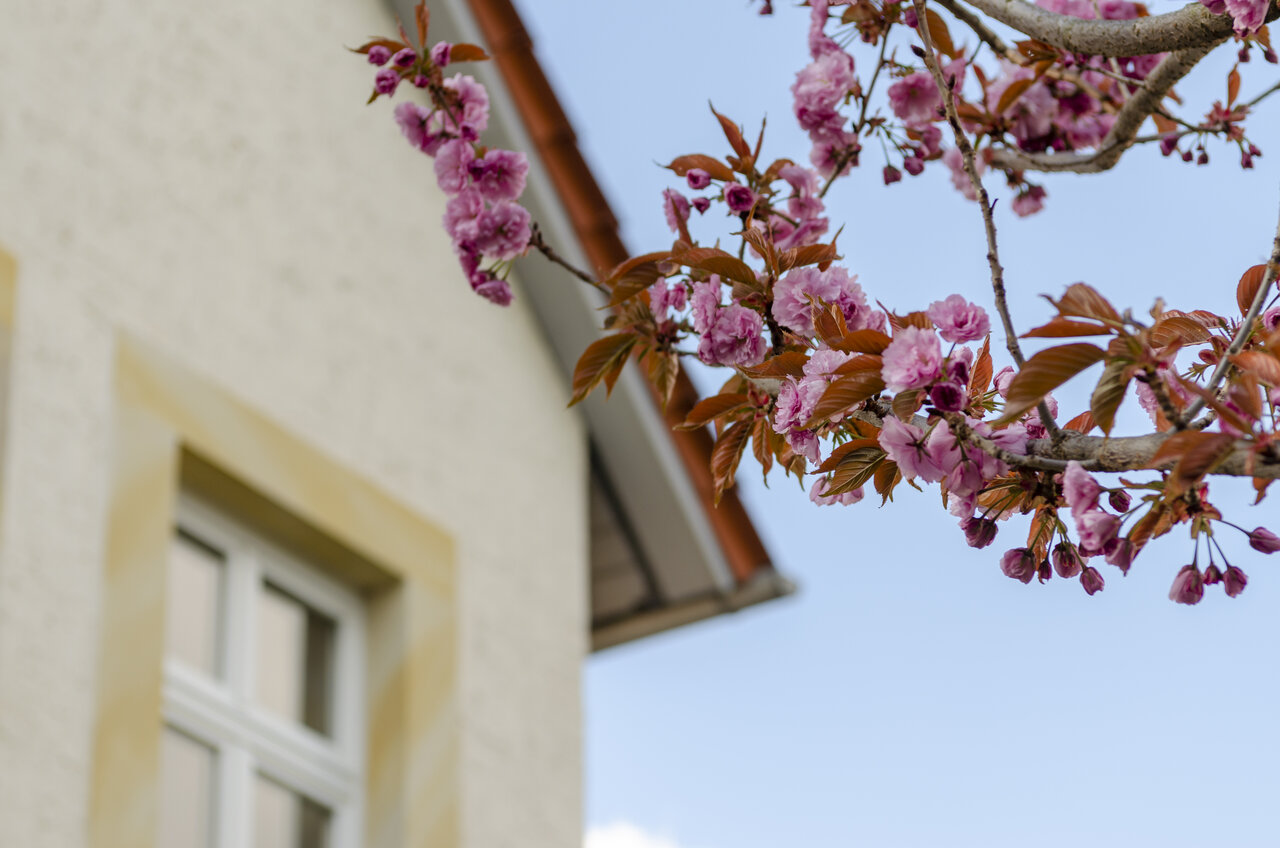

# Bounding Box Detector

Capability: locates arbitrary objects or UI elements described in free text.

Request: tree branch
[912,0,1064,445]
[1181,191,1280,422]
[529,223,603,289]
[955,0,1254,57]
[989,40,1222,174]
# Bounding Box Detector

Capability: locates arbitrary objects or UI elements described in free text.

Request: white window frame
[162,493,366,848]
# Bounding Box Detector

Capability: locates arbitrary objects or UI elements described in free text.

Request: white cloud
[585,822,687,848]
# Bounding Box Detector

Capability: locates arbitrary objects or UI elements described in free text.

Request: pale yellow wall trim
[0,247,16,329]
[89,404,178,848]
[91,334,460,848]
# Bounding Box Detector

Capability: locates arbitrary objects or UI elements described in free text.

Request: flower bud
[1052,542,1082,578]
[1249,527,1280,554]
[368,45,392,66]
[374,67,401,95]
[1169,565,1204,605]
[903,156,924,176]
[962,516,997,549]
[1202,564,1223,585]
[1181,150,1194,163]
[1159,134,1178,156]
[883,165,902,185]
[929,381,965,412]
[686,168,712,190]
[1000,548,1036,584]
[430,41,452,66]
[1080,566,1105,596]
[1197,152,1209,166]
[392,48,417,68]
[1239,46,1251,62]
[1223,566,1248,598]
[1037,558,1052,583]
[412,73,430,88]
[1108,490,1131,513]
[691,197,711,214]
[723,183,756,213]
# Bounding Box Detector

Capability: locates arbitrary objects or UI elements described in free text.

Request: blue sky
[512,2,1280,845]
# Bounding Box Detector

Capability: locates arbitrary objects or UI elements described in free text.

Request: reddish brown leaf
[1172,375,1253,436]
[1000,343,1107,422]
[1172,433,1237,490]
[924,8,958,58]
[351,38,409,55]
[1228,66,1241,107]
[885,308,933,332]
[672,246,759,287]
[1236,264,1269,316]
[831,330,892,356]
[646,348,679,409]
[711,420,752,503]
[1051,283,1121,324]
[824,445,887,496]
[816,438,882,473]
[569,332,637,406]
[677,393,751,430]
[604,251,672,287]
[893,389,924,421]
[1149,315,1213,348]
[740,228,776,273]
[1229,372,1264,421]
[1231,351,1280,386]
[709,103,752,161]
[741,351,809,379]
[833,354,885,375]
[665,154,735,182]
[873,460,901,505]
[996,78,1035,115]
[777,242,840,273]
[762,158,795,183]
[1063,410,1097,433]
[449,43,490,62]
[1151,112,1178,134]
[1254,476,1273,505]
[415,2,430,46]
[1090,359,1133,436]
[1128,503,1171,552]
[813,305,851,348]
[751,418,774,479]
[806,372,886,426]
[1021,317,1112,338]
[969,336,993,400]
[1015,39,1058,61]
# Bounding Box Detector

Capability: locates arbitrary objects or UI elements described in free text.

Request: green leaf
[999,343,1107,422]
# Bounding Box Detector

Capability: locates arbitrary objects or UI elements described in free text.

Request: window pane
[158,727,216,848]
[166,529,225,676]
[254,774,331,848]
[256,581,336,735]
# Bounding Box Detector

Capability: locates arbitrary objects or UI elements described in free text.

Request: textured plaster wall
[0,1,586,846]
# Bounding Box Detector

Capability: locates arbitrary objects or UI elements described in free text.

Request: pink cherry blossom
[926,294,991,343]
[663,189,691,233]
[443,188,484,244]
[1062,461,1103,521]
[1000,548,1036,583]
[887,71,942,128]
[690,279,722,334]
[878,417,947,483]
[470,149,529,202]
[810,478,864,506]
[648,280,687,320]
[1169,565,1205,605]
[696,304,768,368]
[474,201,531,261]
[881,326,942,392]
[434,139,475,195]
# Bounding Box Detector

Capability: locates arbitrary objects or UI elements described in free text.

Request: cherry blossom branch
[1180,191,1280,422]
[955,0,1252,57]
[529,223,603,289]
[989,40,1221,174]
[944,413,1085,471]
[911,0,1064,446]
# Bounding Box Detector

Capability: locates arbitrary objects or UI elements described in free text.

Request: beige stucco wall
[0,1,587,846]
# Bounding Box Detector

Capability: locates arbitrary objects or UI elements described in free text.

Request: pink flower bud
[1000,548,1036,584]
[1159,134,1178,156]
[962,516,997,549]
[1249,527,1280,553]
[412,74,430,88]
[1080,566,1105,595]
[883,165,902,185]
[430,41,452,66]
[1202,564,1223,585]
[1169,565,1205,605]
[1037,558,1052,583]
[1052,542,1082,578]
[929,381,966,412]
[686,169,712,190]
[903,156,924,176]
[368,45,392,66]
[392,48,417,68]
[723,183,756,213]
[692,197,711,214]
[1223,566,1248,598]
[374,67,400,95]
[1108,490,1131,512]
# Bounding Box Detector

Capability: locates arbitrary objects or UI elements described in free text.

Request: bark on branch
[955,0,1256,57]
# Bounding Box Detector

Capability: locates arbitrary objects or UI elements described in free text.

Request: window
[159,495,365,848]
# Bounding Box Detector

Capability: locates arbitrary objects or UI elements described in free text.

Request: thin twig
[911,0,1064,446]
[1180,191,1280,422]
[529,223,602,289]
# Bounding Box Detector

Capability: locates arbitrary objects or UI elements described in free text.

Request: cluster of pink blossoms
[365,37,532,305]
